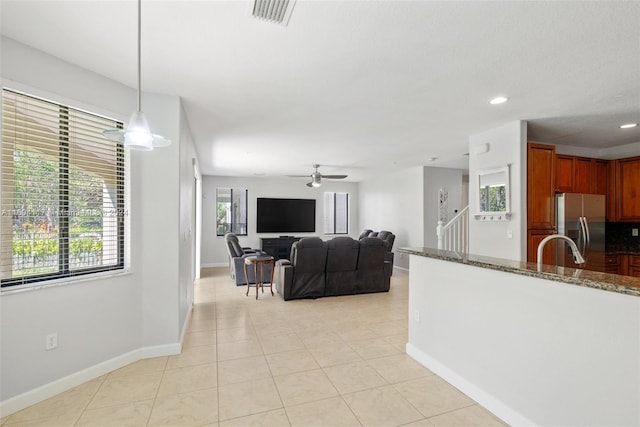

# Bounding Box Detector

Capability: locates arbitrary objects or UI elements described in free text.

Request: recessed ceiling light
[489,96,509,105]
[620,123,638,129]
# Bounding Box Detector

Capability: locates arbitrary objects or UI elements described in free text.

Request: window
[216,188,248,236]
[324,192,348,234]
[1,89,126,288]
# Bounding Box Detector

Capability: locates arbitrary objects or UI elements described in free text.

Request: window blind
[1,89,125,287]
[324,192,348,235]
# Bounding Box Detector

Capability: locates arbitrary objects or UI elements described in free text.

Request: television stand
[260,236,301,260]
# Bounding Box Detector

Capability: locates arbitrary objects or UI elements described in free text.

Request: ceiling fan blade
[321,174,348,179]
[287,174,311,178]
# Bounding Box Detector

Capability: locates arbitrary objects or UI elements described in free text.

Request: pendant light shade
[123,111,154,151]
[103,0,170,150]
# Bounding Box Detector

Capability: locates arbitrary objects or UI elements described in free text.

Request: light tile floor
[1,267,508,427]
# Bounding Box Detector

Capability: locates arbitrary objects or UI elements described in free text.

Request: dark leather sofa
[275,236,393,301]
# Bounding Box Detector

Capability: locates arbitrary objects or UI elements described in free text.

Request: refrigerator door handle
[582,216,590,247]
[577,216,587,254]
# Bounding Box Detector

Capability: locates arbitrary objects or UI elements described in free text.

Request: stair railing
[436,205,469,255]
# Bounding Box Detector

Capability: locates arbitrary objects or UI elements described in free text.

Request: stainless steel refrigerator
[556,193,606,271]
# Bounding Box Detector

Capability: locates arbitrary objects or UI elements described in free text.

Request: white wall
[358,167,424,269]
[422,167,465,249]
[407,255,640,426]
[136,93,182,348]
[0,37,198,411]
[468,121,527,260]
[178,106,198,335]
[201,175,359,267]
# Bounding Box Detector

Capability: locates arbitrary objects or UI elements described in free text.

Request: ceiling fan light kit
[307,173,322,187]
[289,164,348,188]
[102,0,171,151]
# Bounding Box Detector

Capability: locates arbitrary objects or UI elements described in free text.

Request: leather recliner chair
[358,229,373,240]
[224,233,270,285]
[376,230,395,252]
[275,237,328,301]
[359,229,395,272]
[325,236,360,296]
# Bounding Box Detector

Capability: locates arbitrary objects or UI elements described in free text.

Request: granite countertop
[398,247,640,298]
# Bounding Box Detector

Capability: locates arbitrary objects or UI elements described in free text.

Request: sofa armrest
[232,256,248,284]
[385,251,394,264]
[275,259,294,300]
[384,252,394,277]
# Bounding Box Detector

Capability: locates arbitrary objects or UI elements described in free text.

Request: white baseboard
[0,343,182,417]
[201,262,227,268]
[179,303,193,346]
[405,343,536,427]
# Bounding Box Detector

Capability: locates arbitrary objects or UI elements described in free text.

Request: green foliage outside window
[479,185,507,213]
[9,149,108,276]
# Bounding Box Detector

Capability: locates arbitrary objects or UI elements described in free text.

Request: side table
[243,256,275,300]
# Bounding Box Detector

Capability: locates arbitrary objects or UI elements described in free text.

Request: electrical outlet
[414,310,420,322]
[632,228,639,237]
[45,333,58,350]
[507,229,513,239]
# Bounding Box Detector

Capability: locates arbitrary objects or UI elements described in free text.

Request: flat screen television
[256,198,316,233]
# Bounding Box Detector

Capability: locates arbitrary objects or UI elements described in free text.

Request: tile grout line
[71,369,109,426]
[192,268,494,426]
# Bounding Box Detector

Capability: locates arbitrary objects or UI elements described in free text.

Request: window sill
[0,269,132,296]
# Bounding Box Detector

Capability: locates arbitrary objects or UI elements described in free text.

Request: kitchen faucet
[536,234,586,271]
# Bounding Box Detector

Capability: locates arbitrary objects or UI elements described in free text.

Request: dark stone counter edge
[399,247,640,298]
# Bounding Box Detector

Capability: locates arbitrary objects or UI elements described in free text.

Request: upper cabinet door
[616,157,640,222]
[592,160,608,196]
[555,155,574,193]
[528,143,556,229]
[555,155,609,195]
[573,157,592,194]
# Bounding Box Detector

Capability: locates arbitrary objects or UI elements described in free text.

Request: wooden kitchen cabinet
[574,157,593,193]
[620,255,640,277]
[628,256,640,278]
[527,229,556,264]
[555,155,573,193]
[528,143,556,229]
[615,157,640,222]
[555,154,609,195]
[604,255,621,275]
[528,143,557,263]
[607,161,617,221]
[592,160,608,196]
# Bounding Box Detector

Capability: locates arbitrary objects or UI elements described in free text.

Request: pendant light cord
[137,0,142,112]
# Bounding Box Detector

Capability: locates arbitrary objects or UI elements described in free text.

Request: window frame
[1,88,126,288]
[215,188,248,236]
[324,191,349,235]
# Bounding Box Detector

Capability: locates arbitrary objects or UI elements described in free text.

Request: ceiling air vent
[251,0,296,26]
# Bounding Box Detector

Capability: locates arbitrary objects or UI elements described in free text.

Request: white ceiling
[2,0,639,182]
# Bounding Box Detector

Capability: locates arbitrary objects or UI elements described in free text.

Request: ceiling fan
[288,164,348,187]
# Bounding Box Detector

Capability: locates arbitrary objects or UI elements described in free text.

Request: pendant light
[103,0,170,150]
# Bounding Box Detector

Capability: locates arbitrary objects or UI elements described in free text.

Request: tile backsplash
[606,222,640,251]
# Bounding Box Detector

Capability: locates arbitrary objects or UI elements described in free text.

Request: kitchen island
[399,247,640,426]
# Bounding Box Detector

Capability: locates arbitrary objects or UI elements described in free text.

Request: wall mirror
[475,165,510,220]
